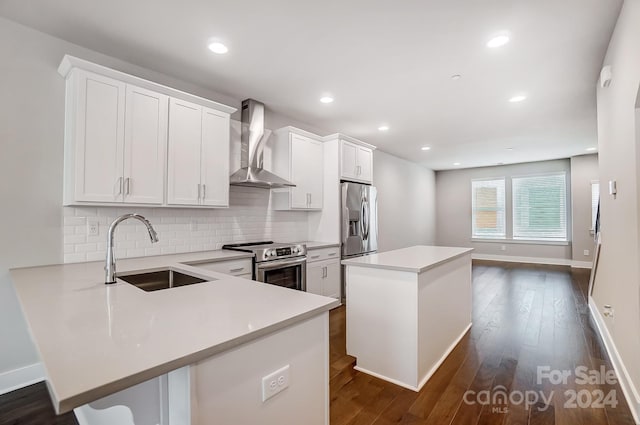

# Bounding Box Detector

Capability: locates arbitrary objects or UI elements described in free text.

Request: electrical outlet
[584,249,590,256]
[261,365,290,402]
[87,220,99,236]
[500,245,506,251]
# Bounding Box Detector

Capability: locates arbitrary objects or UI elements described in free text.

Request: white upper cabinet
[167,99,230,207]
[272,127,324,210]
[66,70,126,203]
[340,139,374,184]
[65,71,166,205]
[59,55,235,207]
[200,108,230,207]
[167,98,202,205]
[123,85,168,204]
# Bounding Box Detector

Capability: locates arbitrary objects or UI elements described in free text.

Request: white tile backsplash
[63,186,308,263]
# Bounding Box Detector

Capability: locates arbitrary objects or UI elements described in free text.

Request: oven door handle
[256,256,307,271]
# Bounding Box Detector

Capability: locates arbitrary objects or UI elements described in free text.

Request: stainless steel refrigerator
[341,182,378,258]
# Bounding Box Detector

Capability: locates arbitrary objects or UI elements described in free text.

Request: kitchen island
[342,245,473,391]
[11,250,339,424]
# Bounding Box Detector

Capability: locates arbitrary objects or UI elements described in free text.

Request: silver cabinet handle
[116,177,123,196]
[310,255,320,259]
[229,267,244,273]
[202,184,206,200]
[323,266,327,278]
[328,252,337,256]
[125,178,131,195]
[197,184,201,202]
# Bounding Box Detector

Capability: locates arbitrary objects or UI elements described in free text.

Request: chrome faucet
[105,214,159,284]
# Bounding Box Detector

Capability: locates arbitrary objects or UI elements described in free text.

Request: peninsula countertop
[341,245,474,273]
[10,250,339,414]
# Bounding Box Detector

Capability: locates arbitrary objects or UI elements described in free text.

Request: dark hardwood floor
[329,261,636,425]
[0,382,78,425]
[1,262,635,425]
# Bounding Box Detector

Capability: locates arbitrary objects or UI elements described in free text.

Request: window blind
[471,179,505,238]
[512,173,567,240]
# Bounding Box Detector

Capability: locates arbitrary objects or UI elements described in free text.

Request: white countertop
[341,245,474,273]
[10,250,339,414]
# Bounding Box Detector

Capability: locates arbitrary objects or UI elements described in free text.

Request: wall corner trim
[0,362,45,396]
[589,298,640,424]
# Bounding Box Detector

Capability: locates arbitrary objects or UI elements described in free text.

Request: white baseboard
[472,253,591,269]
[589,298,640,424]
[0,362,45,396]
[571,260,593,269]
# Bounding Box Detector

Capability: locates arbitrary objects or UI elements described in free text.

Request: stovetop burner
[222,241,307,262]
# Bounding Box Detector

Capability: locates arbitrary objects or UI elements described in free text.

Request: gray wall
[435,159,573,261]
[570,154,599,262]
[592,0,640,409]
[0,17,329,377]
[373,150,436,252]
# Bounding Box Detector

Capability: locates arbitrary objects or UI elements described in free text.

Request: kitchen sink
[118,269,212,292]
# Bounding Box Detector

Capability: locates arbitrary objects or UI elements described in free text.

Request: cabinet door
[73,70,125,202]
[340,141,358,181]
[307,139,324,209]
[123,85,168,204]
[201,107,230,207]
[290,134,311,209]
[167,98,202,205]
[357,146,373,183]
[306,261,324,296]
[323,260,341,299]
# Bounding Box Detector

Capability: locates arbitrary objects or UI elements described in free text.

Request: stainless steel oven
[222,242,307,291]
[255,256,306,291]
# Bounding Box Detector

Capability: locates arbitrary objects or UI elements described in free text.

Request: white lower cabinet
[306,258,340,300]
[189,258,252,277]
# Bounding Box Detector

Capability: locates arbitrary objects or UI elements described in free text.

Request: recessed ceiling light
[208,41,228,54]
[320,96,334,104]
[586,147,597,151]
[509,94,527,103]
[378,125,389,132]
[453,162,461,166]
[487,34,510,48]
[451,74,462,80]
[421,146,431,151]
[506,147,513,151]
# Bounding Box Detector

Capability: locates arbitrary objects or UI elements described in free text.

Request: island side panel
[189,312,329,425]
[345,265,420,389]
[417,253,472,387]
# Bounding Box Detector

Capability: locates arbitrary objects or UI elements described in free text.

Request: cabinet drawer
[307,247,340,263]
[193,258,253,276]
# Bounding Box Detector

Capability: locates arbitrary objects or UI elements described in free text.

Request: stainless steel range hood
[229,99,295,189]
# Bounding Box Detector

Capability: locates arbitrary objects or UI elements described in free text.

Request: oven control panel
[261,244,306,261]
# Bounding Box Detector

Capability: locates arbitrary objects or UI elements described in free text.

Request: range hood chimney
[229,99,295,189]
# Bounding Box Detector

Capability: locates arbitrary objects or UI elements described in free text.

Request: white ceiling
[0,0,622,170]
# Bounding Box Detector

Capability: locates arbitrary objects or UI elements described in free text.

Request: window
[591,181,600,231]
[512,173,567,240]
[471,179,506,238]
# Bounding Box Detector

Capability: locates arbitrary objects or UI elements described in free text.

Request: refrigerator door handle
[363,201,370,241]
